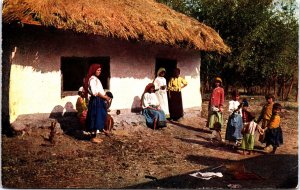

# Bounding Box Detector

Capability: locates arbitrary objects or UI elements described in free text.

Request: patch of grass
[281,102,298,111]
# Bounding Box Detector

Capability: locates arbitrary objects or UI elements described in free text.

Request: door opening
[155,58,177,84]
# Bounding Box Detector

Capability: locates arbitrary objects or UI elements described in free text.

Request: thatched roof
[2,0,230,54]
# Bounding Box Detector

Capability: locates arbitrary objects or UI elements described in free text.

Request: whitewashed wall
[8,28,201,123]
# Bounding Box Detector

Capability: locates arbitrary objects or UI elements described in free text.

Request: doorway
[155,58,177,84]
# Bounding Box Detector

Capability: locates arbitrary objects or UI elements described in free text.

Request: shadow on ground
[123,154,298,189]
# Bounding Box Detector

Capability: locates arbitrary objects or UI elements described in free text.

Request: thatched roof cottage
[2,0,230,125]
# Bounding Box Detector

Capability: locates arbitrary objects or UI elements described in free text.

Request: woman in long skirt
[154,67,170,119]
[167,68,187,121]
[83,64,111,143]
[141,83,166,129]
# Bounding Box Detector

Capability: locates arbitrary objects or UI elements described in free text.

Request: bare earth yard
[2,98,298,189]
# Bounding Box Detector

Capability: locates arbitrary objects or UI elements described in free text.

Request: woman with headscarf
[141,83,166,129]
[153,67,170,119]
[167,68,187,121]
[83,64,111,143]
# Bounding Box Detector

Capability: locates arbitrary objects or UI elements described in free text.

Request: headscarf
[140,83,155,106]
[83,64,102,97]
[214,77,222,84]
[157,67,166,76]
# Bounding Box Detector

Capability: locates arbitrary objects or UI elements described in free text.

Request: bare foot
[91,138,103,144]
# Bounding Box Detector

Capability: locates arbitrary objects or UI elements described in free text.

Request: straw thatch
[2,0,230,53]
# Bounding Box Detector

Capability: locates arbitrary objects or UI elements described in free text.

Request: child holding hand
[263,103,283,154]
[240,112,264,155]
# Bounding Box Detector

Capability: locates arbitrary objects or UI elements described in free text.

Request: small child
[263,103,283,154]
[225,90,243,147]
[256,94,275,144]
[104,91,114,133]
[76,87,88,130]
[210,122,223,146]
[105,91,114,112]
[240,113,264,155]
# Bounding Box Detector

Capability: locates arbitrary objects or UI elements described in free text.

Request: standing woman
[154,67,170,119]
[141,83,167,129]
[167,68,187,121]
[83,64,111,143]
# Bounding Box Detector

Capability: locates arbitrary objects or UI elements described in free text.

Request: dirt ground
[2,98,298,189]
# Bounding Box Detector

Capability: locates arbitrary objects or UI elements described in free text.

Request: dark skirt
[225,114,243,141]
[264,127,283,147]
[143,108,166,129]
[168,91,183,120]
[86,96,107,131]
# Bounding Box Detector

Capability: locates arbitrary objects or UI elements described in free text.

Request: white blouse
[154,76,167,92]
[228,100,242,116]
[142,92,159,109]
[88,75,105,96]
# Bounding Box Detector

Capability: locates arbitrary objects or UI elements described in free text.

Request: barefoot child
[76,87,88,130]
[263,103,283,154]
[225,90,243,147]
[256,94,275,144]
[241,112,264,155]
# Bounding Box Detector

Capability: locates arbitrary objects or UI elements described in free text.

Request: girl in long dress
[207,77,224,130]
[154,67,170,119]
[225,90,243,147]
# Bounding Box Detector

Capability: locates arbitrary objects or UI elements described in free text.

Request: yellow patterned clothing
[267,114,281,129]
[259,103,274,121]
[168,77,187,92]
[257,102,274,129]
[76,97,88,117]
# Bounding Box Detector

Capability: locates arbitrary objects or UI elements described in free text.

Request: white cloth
[228,100,242,117]
[189,172,223,180]
[154,76,169,115]
[88,75,105,96]
[245,121,258,135]
[142,92,159,109]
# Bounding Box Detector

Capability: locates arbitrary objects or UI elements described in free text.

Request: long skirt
[263,127,283,148]
[86,96,107,131]
[241,134,255,150]
[143,108,166,129]
[155,90,170,116]
[208,111,223,130]
[225,114,243,141]
[168,91,183,120]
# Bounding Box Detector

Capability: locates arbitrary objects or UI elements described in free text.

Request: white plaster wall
[8,28,202,122]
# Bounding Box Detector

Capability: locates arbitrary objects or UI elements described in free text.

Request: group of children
[208,77,283,155]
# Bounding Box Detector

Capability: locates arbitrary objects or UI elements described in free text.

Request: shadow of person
[49,103,86,140]
[131,96,142,114]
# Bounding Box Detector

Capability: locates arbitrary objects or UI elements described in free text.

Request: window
[61,56,110,97]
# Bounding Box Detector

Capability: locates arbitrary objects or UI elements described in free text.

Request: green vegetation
[157,0,298,101]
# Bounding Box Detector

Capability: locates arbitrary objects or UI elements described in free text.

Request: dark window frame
[61,56,110,97]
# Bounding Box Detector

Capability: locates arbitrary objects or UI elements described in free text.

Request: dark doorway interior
[155,58,177,84]
[61,56,110,97]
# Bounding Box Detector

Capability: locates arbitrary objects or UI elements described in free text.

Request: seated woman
[141,83,167,129]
